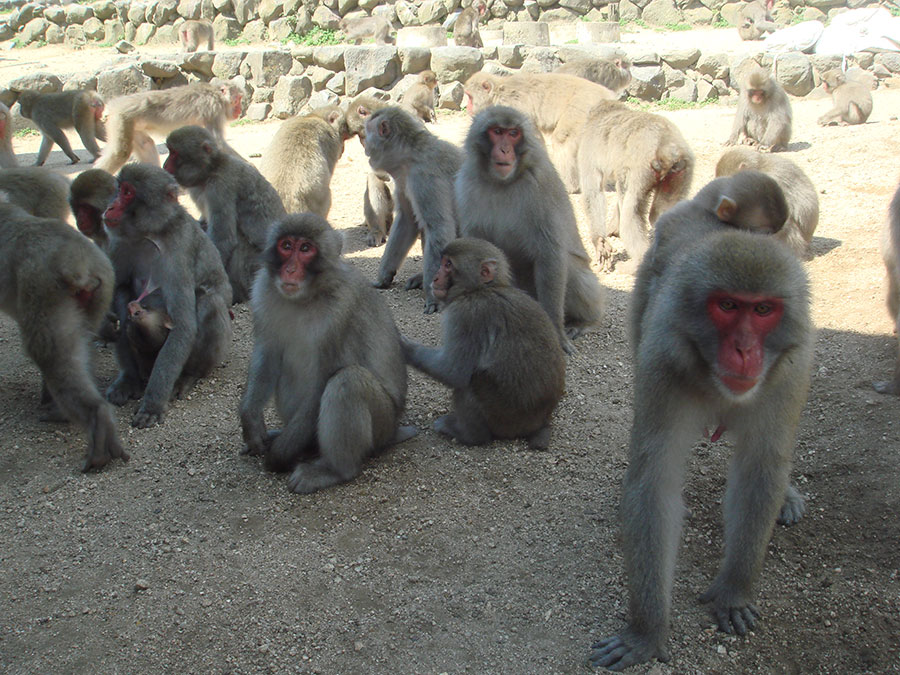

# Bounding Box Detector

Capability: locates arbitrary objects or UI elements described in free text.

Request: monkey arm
[725,108,745,145]
[240,341,278,454]
[533,249,567,335]
[205,193,239,265]
[401,332,477,390]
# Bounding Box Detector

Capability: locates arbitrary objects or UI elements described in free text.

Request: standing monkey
[726,66,792,152]
[402,238,566,449]
[455,105,604,352]
[347,95,394,247]
[180,19,214,52]
[454,0,487,48]
[240,213,414,494]
[164,125,285,303]
[591,222,813,669]
[0,198,127,471]
[364,106,462,314]
[15,89,106,166]
[70,169,117,250]
[401,70,438,124]
[0,102,17,168]
[555,56,633,95]
[817,69,873,126]
[875,183,900,395]
[0,167,70,221]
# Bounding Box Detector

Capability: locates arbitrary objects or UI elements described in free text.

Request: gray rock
[0,23,14,42]
[306,64,334,90]
[11,4,39,29]
[233,0,260,26]
[252,86,274,102]
[418,0,447,23]
[246,50,293,87]
[356,86,391,101]
[667,79,697,101]
[97,64,152,98]
[212,51,247,79]
[618,0,640,20]
[538,7,581,20]
[520,46,561,73]
[399,47,432,73]
[125,22,137,42]
[481,60,514,76]
[372,4,397,24]
[20,17,49,44]
[696,52,729,80]
[358,0,379,9]
[344,45,400,96]
[809,54,842,74]
[430,45,483,83]
[337,0,358,15]
[292,7,313,33]
[179,50,216,77]
[309,88,340,108]
[258,0,283,23]
[65,24,89,47]
[45,24,65,44]
[177,0,203,19]
[104,19,126,42]
[875,52,900,74]
[660,47,700,70]
[696,77,717,100]
[66,4,94,24]
[212,15,241,40]
[853,51,874,70]
[116,39,136,52]
[805,0,842,9]
[272,74,312,117]
[153,25,180,45]
[127,3,147,23]
[502,21,549,45]
[63,74,99,91]
[312,5,340,29]
[213,0,234,12]
[559,0,591,13]
[719,2,740,25]
[773,51,813,96]
[142,60,180,77]
[314,45,346,71]
[624,47,660,65]
[151,0,178,25]
[438,79,464,108]
[134,22,156,44]
[291,46,315,66]
[395,1,419,26]
[388,72,420,100]
[44,6,65,25]
[325,71,345,94]
[9,72,62,93]
[683,5,713,23]
[661,62,685,88]
[712,77,730,96]
[497,44,524,68]
[268,17,293,40]
[240,18,266,41]
[801,6,826,22]
[83,17,105,40]
[246,101,270,120]
[625,64,664,100]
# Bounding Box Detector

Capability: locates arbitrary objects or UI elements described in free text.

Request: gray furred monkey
[875,182,900,395]
[15,89,106,166]
[402,238,566,449]
[240,213,415,494]
[346,95,394,247]
[0,166,70,221]
[726,66,792,152]
[70,168,117,250]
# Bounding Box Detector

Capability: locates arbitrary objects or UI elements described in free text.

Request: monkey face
[748,89,766,105]
[487,125,521,180]
[103,181,135,229]
[274,235,318,299]
[432,256,454,302]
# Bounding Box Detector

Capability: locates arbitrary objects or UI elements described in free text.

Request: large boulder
[430,46,483,83]
[344,46,400,96]
[65,4,95,24]
[246,50,294,87]
[272,75,313,118]
[9,72,62,93]
[97,64,153,99]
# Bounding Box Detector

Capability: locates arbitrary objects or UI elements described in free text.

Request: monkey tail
[96,109,132,173]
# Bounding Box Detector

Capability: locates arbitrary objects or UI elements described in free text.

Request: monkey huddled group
[0,54,895,672]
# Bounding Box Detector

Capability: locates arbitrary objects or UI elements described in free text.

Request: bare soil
[1,40,900,675]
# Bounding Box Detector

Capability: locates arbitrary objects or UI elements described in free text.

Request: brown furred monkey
[364,106,462,314]
[164,125,285,304]
[259,106,348,218]
[591,226,813,670]
[16,89,106,166]
[726,66,792,152]
[339,15,392,45]
[875,183,900,395]
[716,147,819,259]
[0,167,70,221]
[180,19,214,52]
[0,102,17,168]
[737,0,776,40]
[0,198,127,472]
[555,55,633,95]
[400,70,438,124]
[70,168,117,250]
[347,95,394,247]
[454,0,487,47]
[96,80,244,176]
[402,238,566,449]
[240,213,415,494]
[104,164,233,428]
[817,68,873,126]
[455,105,604,352]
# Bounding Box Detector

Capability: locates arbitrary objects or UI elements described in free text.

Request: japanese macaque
[15,89,106,166]
[180,19,214,52]
[716,147,819,259]
[576,100,694,269]
[591,210,813,670]
[0,198,127,471]
[164,125,285,304]
[0,102,16,168]
[69,168,117,250]
[339,15,392,45]
[693,170,788,235]
[96,80,244,176]
[875,183,900,395]
[240,213,414,494]
[0,167,70,220]
[464,71,616,192]
[738,0,776,40]
[347,95,394,247]
[364,106,462,314]
[817,68,873,126]
[259,106,347,218]
[402,238,566,448]
[453,0,487,48]
[726,67,792,152]
[124,288,172,383]
[104,164,233,428]
[555,55,633,95]
[401,70,438,124]
[455,105,604,352]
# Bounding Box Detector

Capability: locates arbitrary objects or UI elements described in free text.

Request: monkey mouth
[492,162,513,178]
[720,374,758,395]
[277,280,303,297]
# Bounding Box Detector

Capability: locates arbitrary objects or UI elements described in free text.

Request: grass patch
[14,128,40,138]
[231,118,258,126]
[281,27,341,46]
[664,22,692,31]
[626,96,719,111]
[224,37,251,46]
[712,16,730,28]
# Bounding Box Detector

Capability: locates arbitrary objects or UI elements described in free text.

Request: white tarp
[815,7,900,55]
[762,20,824,53]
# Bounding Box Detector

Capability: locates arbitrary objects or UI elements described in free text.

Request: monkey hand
[698,581,760,635]
[132,402,165,428]
[83,409,130,472]
[589,627,669,671]
[106,374,145,406]
[241,428,278,457]
[423,300,439,315]
[373,271,396,289]
[405,273,424,290]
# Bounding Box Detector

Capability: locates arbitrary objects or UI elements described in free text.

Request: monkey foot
[699,584,760,635]
[527,426,551,451]
[287,460,349,494]
[777,484,806,526]
[132,407,163,428]
[106,377,144,406]
[392,425,418,444]
[404,273,424,290]
[589,628,668,671]
[423,301,439,315]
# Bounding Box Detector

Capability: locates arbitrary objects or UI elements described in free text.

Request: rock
[308,88,340,108]
[272,75,312,117]
[520,45,561,73]
[540,7,582,20]
[0,23,14,42]
[875,52,900,74]
[44,6,65,25]
[125,22,137,42]
[395,1,419,26]
[11,3,39,29]
[418,0,447,24]
[430,46,483,83]
[344,45,400,96]
[502,21,549,45]
[65,4,94,24]
[268,17,293,40]
[63,74,99,91]
[801,6,826,22]
[497,44,524,68]
[212,51,247,79]
[244,49,293,86]
[252,86,274,102]
[313,46,345,71]
[481,60,514,76]
[210,16,239,41]
[45,24,65,44]
[626,64,664,100]
[337,0,358,16]
[9,72,62,93]
[258,0,284,23]
[305,65,334,90]
[683,5,713,23]
[660,47,700,70]
[127,3,147,24]
[325,71,345,94]
[151,0,178,25]
[396,26,447,48]
[661,62,685,88]
[83,17,105,40]
[696,77,718,100]
[177,0,203,18]
[233,0,260,26]
[179,51,216,77]
[142,60,180,78]
[809,54,842,74]
[559,0,591,13]
[20,17,49,44]
[104,19,126,43]
[97,64,152,98]
[116,39,136,53]
[241,18,267,41]
[134,23,156,45]
[65,24,88,47]
[696,52,729,80]
[245,101,270,120]
[312,5,340,29]
[438,79,464,109]
[618,0,640,21]
[399,47,431,73]
[667,79,697,101]
[773,51,813,96]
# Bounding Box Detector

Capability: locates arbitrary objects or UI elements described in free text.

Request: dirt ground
[2,39,900,675]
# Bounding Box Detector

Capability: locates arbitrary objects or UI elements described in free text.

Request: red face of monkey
[274,235,317,298]
[487,125,521,180]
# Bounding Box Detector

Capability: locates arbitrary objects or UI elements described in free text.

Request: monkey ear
[202,142,214,155]
[378,119,390,137]
[357,106,369,118]
[165,185,179,203]
[480,259,498,283]
[716,196,738,223]
[327,110,341,125]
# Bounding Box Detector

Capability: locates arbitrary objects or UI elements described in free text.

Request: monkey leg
[432,390,493,446]
[132,130,160,165]
[617,185,653,265]
[76,121,103,161]
[872,352,900,395]
[34,134,56,166]
[375,212,418,289]
[286,365,397,494]
[564,261,605,337]
[41,125,80,165]
[777,483,806,526]
[106,330,147,406]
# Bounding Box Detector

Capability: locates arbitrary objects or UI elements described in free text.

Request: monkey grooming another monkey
[875,183,900,395]
[726,66,792,152]
[364,106,462,314]
[259,106,348,218]
[15,89,106,166]
[104,164,233,428]
[69,168,117,250]
[165,125,285,304]
[591,212,813,670]
[817,68,873,126]
[240,213,415,494]
[453,0,487,47]
[737,0,776,40]
[0,198,127,471]
[716,147,819,258]
[347,95,394,247]
[96,80,244,175]
[402,238,566,449]
[180,19,214,52]
[456,106,604,352]
[555,55,633,95]
[0,102,17,168]
[401,70,438,124]
[339,15,392,45]
[0,166,70,221]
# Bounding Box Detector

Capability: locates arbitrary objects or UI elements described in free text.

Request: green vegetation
[231,118,259,126]
[564,38,578,44]
[14,128,40,138]
[618,18,648,31]
[889,4,900,17]
[224,37,251,46]
[10,38,23,48]
[664,22,692,31]
[281,27,341,46]
[712,16,730,28]
[626,96,718,111]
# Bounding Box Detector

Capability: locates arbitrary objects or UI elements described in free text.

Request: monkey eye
[299,242,313,253]
[754,303,773,316]
[507,128,520,139]
[120,182,135,199]
[277,238,294,252]
[718,298,738,312]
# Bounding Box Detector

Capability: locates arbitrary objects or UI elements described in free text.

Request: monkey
[0,167,70,221]
[339,15,392,45]
[555,55,633,95]
[401,238,566,449]
[0,102,17,168]
[575,99,694,269]
[726,67,792,152]
[239,213,415,494]
[817,68,873,126]
[716,147,819,259]
[0,198,128,472]
[400,70,438,124]
[692,170,787,235]
[875,183,900,396]
[69,168,117,250]
[180,19,214,52]
[591,218,813,670]
[103,164,233,428]
[453,0,487,48]
[15,89,106,166]
[364,106,462,314]
[737,0,776,41]
[124,287,172,384]
[455,105,604,352]
[259,106,347,219]
[464,72,616,193]
[346,95,394,248]
[164,125,285,304]
[96,80,244,176]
